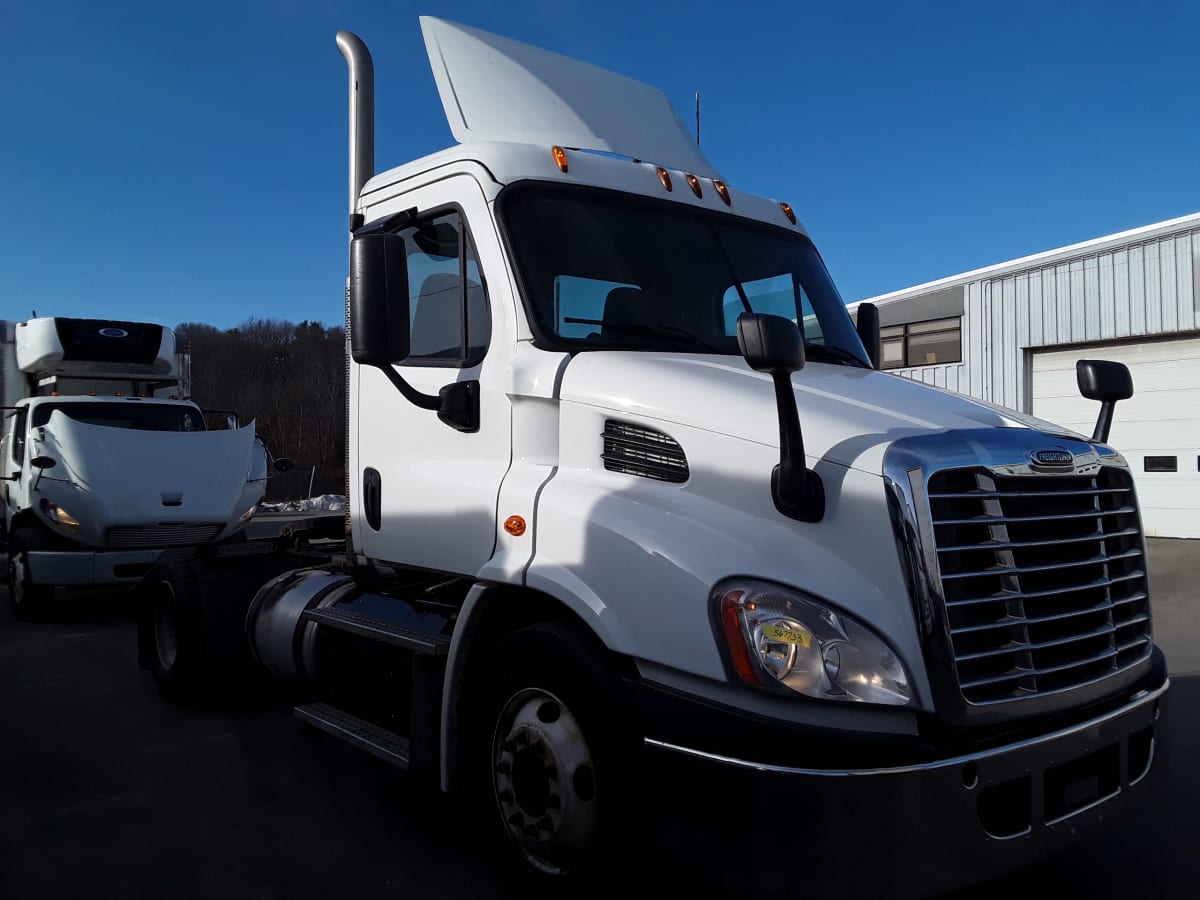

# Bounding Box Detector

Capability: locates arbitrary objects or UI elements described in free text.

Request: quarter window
[880,317,962,369]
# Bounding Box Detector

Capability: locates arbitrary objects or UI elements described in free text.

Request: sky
[1,0,1197,330]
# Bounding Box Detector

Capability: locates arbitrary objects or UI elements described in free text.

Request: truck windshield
[30,402,206,432]
[499,184,869,365]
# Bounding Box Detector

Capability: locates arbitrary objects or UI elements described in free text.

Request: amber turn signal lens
[552,146,568,172]
[779,201,797,224]
[504,515,527,537]
[656,166,673,191]
[713,179,731,205]
[685,173,702,198]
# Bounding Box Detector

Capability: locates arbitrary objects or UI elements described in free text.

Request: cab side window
[10,408,27,465]
[403,212,491,366]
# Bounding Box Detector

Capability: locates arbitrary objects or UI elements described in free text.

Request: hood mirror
[737,313,824,523]
[30,456,56,470]
[273,457,295,473]
[1076,359,1133,443]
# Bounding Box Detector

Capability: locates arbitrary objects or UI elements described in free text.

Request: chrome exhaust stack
[336,30,375,231]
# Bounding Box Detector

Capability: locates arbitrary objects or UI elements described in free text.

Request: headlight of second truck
[713,578,913,707]
[39,498,82,535]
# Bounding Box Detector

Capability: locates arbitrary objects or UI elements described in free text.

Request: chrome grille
[106,524,222,547]
[602,420,688,483]
[928,466,1151,705]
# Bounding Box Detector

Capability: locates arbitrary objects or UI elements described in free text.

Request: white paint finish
[527,406,933,705]
[418,17,720,179]
[1031,337,1200,538]
[2,401,265,548]
[352,173,514,574]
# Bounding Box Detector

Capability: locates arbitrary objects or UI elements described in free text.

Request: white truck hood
[34,413,266,544]
[560,352,1085,474]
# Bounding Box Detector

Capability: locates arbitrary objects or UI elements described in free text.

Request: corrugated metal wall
[885,224,1200,414]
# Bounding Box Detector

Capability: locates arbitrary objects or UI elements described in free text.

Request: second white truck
[2,316,281,617]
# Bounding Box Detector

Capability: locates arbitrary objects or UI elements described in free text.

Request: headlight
[238,505,257,524]
[39,498,82,533]
[713,578,913,707]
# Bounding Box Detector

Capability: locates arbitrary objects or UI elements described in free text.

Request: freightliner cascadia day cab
[0,317,277,618]
[137,18,1167,898]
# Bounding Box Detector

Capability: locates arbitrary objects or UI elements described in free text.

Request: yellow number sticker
[761,623,812,647]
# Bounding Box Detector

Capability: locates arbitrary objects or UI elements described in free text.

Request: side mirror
[736,313,823,523]
[1076,359,1133,443]
[855,302,882,370]
[350,232,411,366]
[224,415,238,430]
[30,456,56,470]
[273,457,295,473]
[736,312,805,375]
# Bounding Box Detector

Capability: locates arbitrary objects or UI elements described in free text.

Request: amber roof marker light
[779,202,797,225]
[713,179,731,206]
[504,515,527,536]
[685,173,703,198]
[552,146,568,172]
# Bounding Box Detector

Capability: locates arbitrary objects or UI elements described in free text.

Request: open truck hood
[560,352,1085,475]
[34,412,267,545]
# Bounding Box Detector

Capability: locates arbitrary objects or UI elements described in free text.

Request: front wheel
[472,621,650,889]
[7,527,55,620]
[137,549,210,704]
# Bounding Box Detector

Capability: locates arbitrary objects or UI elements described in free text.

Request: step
[294,702,411,769]
[301,606,451,655]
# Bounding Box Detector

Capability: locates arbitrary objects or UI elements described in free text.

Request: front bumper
[644,676,1168,900]
[25,549,164,586]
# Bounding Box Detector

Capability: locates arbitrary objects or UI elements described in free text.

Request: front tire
[472,621,648,889]
[7,527,55,620]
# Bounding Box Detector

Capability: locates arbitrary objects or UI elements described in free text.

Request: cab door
[2,406,28,527]
[351,174,513,575]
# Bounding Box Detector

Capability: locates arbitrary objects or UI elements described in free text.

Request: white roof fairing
[419,17,721,180]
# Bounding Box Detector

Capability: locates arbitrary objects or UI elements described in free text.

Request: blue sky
[2,0,1196,330]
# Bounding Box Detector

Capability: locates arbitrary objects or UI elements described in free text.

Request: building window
[880,317,962,369]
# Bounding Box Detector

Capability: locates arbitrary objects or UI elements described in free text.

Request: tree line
[178,318,346,501]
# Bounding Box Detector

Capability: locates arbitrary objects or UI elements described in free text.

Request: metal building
[851,211,1200,538]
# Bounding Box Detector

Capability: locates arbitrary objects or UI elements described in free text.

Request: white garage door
[1031,337,1200,539]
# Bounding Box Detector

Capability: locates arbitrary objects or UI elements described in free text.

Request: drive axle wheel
[7,527,54,621]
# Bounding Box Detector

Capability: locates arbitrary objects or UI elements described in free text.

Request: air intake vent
[602,420,688,483]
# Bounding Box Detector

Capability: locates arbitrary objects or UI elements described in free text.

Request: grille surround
[106,524,222,547]
[602,420,688,483]
[885,429,1154,727]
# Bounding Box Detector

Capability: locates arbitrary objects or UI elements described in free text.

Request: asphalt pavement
[0,540,1195,899]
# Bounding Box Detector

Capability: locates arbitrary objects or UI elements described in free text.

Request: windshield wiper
[563,317,716,352]
[803,343,869,368]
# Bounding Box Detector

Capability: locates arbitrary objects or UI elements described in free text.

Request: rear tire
[469,621,650,892]
[7,527,55,621]
[138,550,211,705]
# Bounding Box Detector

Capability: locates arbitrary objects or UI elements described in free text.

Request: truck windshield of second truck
[31,402,206,432]
[500,183,870,366]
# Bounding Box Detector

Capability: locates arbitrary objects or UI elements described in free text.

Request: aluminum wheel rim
[492,688,598,874]
[153,584,179,671]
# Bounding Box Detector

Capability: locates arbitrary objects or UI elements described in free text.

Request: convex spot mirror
[30,456,56,469]
[737,312,806,374]
[1076,359,1133,403]
[273,457,295,473]
[350,232,411,367]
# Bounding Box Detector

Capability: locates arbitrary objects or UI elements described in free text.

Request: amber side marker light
[713,180,732,205]
[552,146,568,173]
[719,590,761,687]
[686,173,703,198]
[656,167,673,192]
[504,515,527,537]
[780,201,797,225]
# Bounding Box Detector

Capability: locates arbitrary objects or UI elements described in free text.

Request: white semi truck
[136,18,1168,898]
[1,316,280,618]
